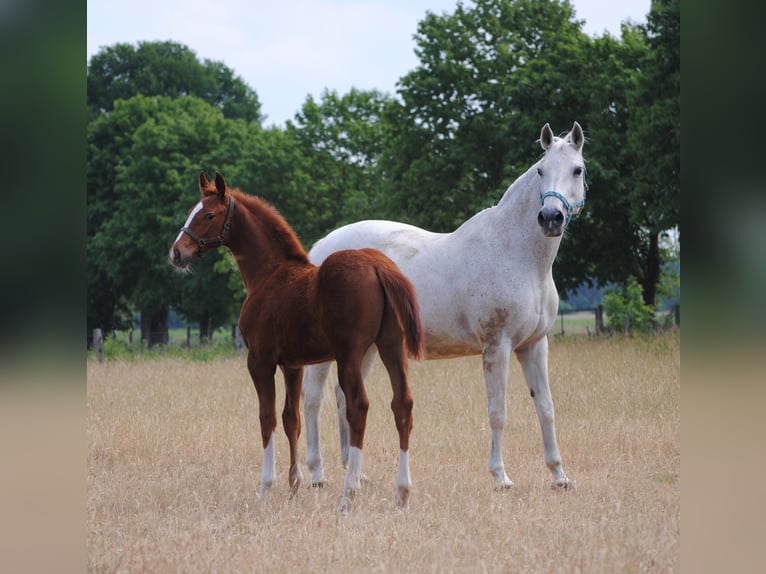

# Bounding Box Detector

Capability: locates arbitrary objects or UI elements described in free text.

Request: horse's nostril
[537,212,545,226]
[554,211,564,224]
[173,248,181,263]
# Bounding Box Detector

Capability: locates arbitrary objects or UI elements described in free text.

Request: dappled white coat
[303,122,586,490]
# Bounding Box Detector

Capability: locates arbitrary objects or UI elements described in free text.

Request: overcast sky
[87,0,649,127]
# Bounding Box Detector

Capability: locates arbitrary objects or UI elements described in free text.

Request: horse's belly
[423,339,483,359]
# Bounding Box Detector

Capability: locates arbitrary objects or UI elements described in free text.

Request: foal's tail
[366,250,424,361]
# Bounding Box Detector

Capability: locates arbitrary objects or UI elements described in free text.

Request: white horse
[303,122,586,490]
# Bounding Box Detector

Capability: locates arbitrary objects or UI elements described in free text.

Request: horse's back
[311,220,445,267]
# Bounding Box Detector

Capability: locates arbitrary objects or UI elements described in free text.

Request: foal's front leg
[281,365,304,492]
[248,352,278,499]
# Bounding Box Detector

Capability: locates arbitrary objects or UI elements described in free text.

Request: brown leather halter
[180,195,235,256]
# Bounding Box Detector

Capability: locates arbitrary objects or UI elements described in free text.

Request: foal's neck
[224,192,310,290]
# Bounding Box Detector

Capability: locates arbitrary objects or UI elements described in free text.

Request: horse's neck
[492,164,563,268]
[226,202,304,290]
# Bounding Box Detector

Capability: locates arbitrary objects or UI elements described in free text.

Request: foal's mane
[227,187,309,263]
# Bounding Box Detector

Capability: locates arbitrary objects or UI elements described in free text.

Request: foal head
[169,171,233,270]
[536,122,587,237]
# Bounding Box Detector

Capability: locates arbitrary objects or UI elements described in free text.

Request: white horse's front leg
[259,433,277,498]
[338,446,363,513]
[303,362,331,487]
[516,337,572,489]
[482,337,514,489]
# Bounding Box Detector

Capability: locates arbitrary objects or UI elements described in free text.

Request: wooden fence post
[93,328,104,362]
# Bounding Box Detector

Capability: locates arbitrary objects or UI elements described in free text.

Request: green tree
[603,276,655,333]
[87,95,249,345]
[87,40,263,124]
[283,88,393,245]
[554,26,649,294]
[383,0,590,232]
[626,0,680,306]
[380,0,678,307]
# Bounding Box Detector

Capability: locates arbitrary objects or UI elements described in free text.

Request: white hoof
[396,485,411,509]
[492,470,513,490]
[338,490,356,514]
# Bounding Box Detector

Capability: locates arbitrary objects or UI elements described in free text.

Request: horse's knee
[487,401,507,430]
[391,393,414,423]
[345,394,369,433]
[282,407,301,436]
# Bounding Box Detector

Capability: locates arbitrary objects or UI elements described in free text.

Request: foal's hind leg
[336,346,378,472]
[335,353,369,513]
[281,366,304,493]
[377,315,414,509]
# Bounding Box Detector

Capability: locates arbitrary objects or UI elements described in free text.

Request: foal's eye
[537,168,543,177]
[573,167,583,176]
[205,213,215,220]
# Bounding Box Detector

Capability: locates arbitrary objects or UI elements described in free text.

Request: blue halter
[539,167,588,226]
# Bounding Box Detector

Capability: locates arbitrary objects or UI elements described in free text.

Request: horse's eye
[537,168,543,177]
[205,213,215,220]
[573,167,583,176]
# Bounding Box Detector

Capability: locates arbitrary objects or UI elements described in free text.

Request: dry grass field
[87,333,679,573]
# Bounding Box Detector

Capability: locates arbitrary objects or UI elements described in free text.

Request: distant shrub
[602,277,655,333]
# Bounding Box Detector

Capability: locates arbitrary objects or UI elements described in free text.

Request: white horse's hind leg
[303,362,332,486]
[259,433,277,498]
[482,338,514,489]
[336,346,378,473]
[516,338,572,489]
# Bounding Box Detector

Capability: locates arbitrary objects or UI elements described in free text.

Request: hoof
[338,492,355,514]
[289,469,303,493]
[396,486,411,510]
[551,477,575,491]
[257,482,273,501]
[491,468,513,490]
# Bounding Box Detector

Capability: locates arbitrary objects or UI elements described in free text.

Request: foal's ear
[199,171,212,195]
[570,121,585,151]
[540,123,554,151]
[214,171,227,200]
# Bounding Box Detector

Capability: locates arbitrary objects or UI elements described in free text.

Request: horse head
[168,171,234,269]
[536,121,586,237]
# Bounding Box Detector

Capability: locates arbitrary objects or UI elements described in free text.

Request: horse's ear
[570,121,585,151]
[214,171,227,200]
[540,123,554,151]
[199,171,211,195]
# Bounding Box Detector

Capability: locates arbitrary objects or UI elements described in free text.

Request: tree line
[87,0,679,347]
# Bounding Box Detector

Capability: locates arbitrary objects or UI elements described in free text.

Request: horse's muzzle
[537,207,565,237]
[169,246,190,270]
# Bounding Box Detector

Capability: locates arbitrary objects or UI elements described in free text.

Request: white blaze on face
[174,201,204,244]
